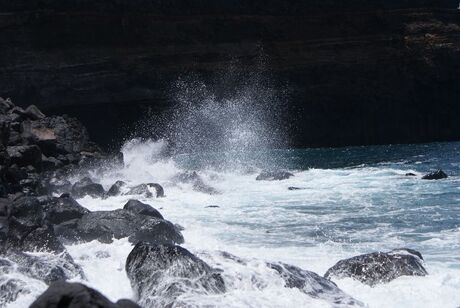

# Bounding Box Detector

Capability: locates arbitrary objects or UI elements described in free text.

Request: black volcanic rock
[324,248,428,286]
[30,282,140,308]
[422,169,448,180]
[268,262,362,306]
[55,209,183,245]
[256,171,294,181]
[71,177,105,198]
[43,195,89,225]
[123,199,163,219]
[6,145,42,169]
[125,183,164,198]
[126,242,225,307]
[4,250,84,285]
[106,180,127,197]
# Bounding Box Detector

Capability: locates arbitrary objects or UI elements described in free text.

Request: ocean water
[7,140,460,308]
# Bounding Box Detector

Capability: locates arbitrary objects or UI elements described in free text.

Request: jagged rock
[43,195,89,225]
[324,248,428,286]
[30,282,140,308]
[405,173,417,176]
[4,251,84,285]
[256,171,294,181]
[106,180,127,197]
[174,171,219,195]
[268,262,363,306]
[24,105,46,120]
[123,199,163,219]
[288,186,304,190]
[6,145,42,169]
[55,209,183,245]
[41,156,63,171]
[422,170,448,180]
[126,242,225,307]
[71,177,105,198]
[125,183,164,198]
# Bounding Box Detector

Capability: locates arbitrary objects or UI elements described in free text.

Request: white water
[7,139,460,308]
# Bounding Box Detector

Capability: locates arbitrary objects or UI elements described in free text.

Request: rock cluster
[0,97,102,197]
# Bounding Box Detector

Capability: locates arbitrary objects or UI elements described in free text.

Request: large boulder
[43,194,89,225]
[256,171,294,181]
[324,248,428,286]
[106,180,127,197]
[422,169,448,180]
[126,242,225,307]
[71,177,105,198]
[30,282,140,308]
[123,199,163,219]
[55,209,183,245]
[268,262,363,306]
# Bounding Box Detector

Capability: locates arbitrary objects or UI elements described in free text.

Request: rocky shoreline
[0,98,435,307]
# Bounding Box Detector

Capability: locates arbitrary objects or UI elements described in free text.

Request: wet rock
[288,186,304,190]
[256,171,294,181]
[42,177,72,195]
[5,251,84,285]
[30,281,140,308]
[125,183,164,198]
[106,180,127,197]
[71,177,105,198]
[0,276,30,306]
[174,171,219,195]
[405,172,417,176]
[7,145,42,169]
[324,248,427,286]
[55,209,183,245]
[422,169,448,180]
[126,242,225,307]
[268,262,362,306]
[205,205,220,208]
[43,195,89,225]
[123,199,163,219]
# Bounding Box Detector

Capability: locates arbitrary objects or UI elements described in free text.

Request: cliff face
[0,1,459,148]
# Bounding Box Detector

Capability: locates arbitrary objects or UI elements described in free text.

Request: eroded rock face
[126,242,225,307]
[29,282,140,308]
[268,262,363,306]
[324,248,428,286]
[55,209,183,245]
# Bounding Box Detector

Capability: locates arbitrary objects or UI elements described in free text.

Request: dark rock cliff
[1,0,459,148]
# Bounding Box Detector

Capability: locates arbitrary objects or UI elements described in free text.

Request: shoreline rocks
[422,169,448,180]
[324,248,428,286]
[256,171,294,181]
[30,282,140,308]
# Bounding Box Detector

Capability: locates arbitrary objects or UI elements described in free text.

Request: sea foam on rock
[324,248,428,286]
[29,281,140,308]
[126,242,225,307]
[267,262,363,306]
